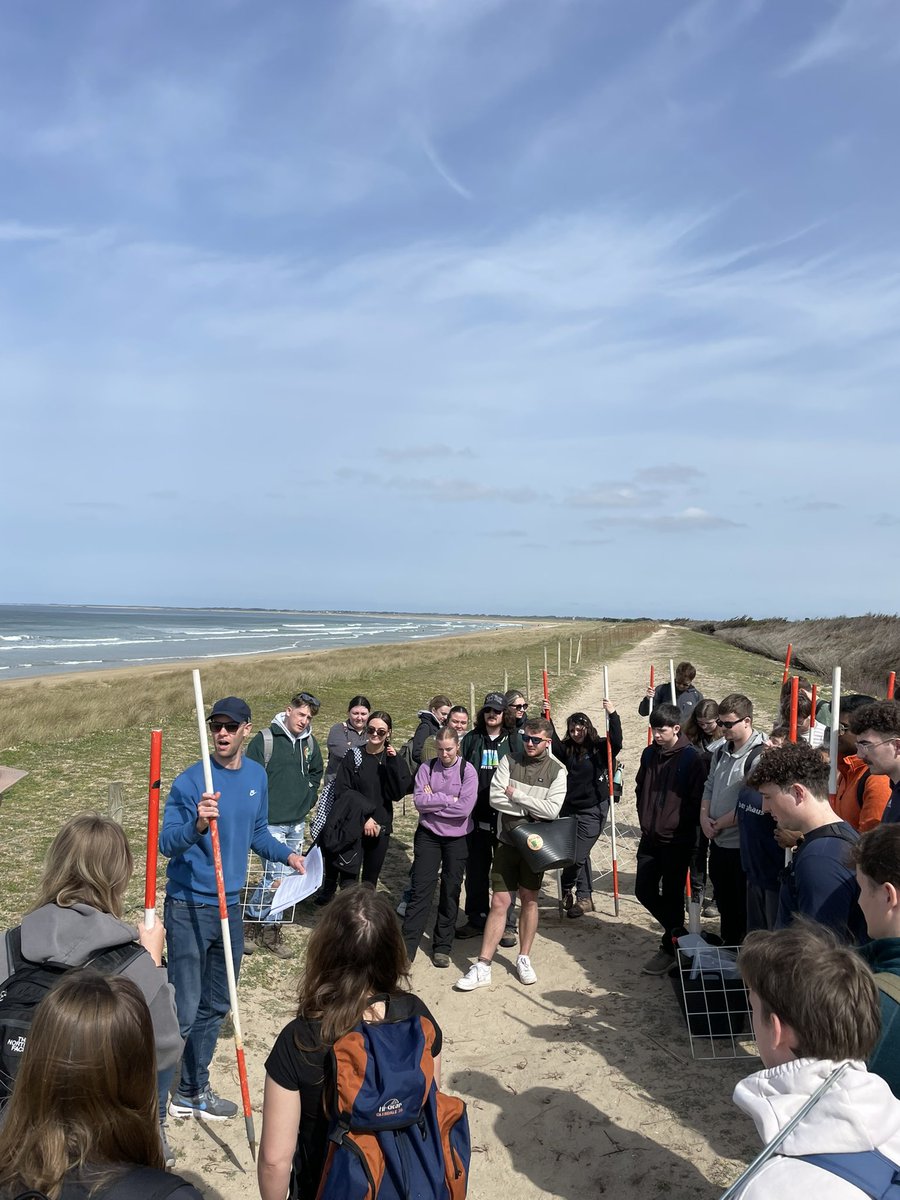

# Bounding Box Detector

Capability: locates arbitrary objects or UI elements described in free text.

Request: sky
[1,0,898,620]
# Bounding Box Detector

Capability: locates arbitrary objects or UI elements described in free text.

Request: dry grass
[685,615,900,699]
[0,620,655,933]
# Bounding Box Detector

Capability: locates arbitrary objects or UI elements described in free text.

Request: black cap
[209,697,251,724]
[482,692,506,712]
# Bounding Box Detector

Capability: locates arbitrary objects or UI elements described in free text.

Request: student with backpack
[850,823,900,1097]
[245,690,324,958]
[402,727,478,966]
[0,970,202,1200]
[258,886,469,1200]
[833,694,892,831]
[731,921,900,1199]
[0,814,181,1167]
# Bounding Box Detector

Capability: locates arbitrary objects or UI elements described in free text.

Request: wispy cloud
[782,0,900,74]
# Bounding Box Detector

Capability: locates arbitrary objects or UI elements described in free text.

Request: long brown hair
[296,885,409,1046]
[30,814,133,919]
[0,971,164,1199]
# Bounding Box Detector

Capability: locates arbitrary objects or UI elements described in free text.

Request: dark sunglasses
[209,720,240,733]
[522,734,547,746]
[511,702,528,710]
[291,691,320,710]
[367,724,390,736]
[716,718,746,729]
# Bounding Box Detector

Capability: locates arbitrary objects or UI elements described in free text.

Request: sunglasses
[291,691,320,710]
[522,734,547,746]
[209,720,240,733]
[367,725,390,737]
[716,718,747,729]
[511,702,528,710]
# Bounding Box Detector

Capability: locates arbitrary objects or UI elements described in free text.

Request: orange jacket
[833,754,892,831]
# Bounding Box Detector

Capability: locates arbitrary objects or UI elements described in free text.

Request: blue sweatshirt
[859,937,900,1099]
[776,820,865,943]
[736,785,783,890]
[160,757,293,905]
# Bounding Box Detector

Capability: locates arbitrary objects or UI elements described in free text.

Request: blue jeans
[246,822,305,923]
[161,896,244,1109]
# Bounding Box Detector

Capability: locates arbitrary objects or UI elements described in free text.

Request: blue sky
[2,0,898,619]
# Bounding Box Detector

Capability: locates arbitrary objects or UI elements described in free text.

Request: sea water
[0,605,513,682]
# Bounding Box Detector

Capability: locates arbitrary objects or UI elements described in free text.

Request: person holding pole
[730,921,900,1199]
[848,700,900,824]
[160,696,305,1121]
[638,662,702,722]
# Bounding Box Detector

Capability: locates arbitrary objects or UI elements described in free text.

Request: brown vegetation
[685,615,899,698]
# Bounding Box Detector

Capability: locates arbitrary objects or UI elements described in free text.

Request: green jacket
[246,716,323,826]
[860,937,900,1099]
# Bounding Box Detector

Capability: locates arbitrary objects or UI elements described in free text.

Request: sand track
[171,627,756,1199]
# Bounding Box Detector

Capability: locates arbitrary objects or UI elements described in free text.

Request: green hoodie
[860,937,900,1099]
[246,715,323,825]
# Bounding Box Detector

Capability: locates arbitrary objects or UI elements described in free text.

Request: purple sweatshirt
[413,755,478,838]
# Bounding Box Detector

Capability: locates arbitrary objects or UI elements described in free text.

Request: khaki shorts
[491,840,544,894]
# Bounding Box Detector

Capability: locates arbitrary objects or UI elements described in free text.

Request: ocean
[0,605,514,682]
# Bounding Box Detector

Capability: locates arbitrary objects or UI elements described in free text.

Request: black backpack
[0,928,143,1105]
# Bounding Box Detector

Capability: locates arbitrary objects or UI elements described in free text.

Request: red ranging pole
[810,684,817,735]
[789,677,799,743]
[191,670,256,1161]
[647,664,655,746]
[603,664,619,917]
[144,730,163,929]
[889,672,896,701]
[782,644,793,685]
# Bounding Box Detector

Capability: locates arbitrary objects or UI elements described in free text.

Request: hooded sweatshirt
[246,712,323,825]
[732,1058,900,1198]
[413,755,478,838]
[411,710,443,765]
[703,730,768,850]
[634,733,707,844]
[0,902,182,1072]
[859,937,900,1098]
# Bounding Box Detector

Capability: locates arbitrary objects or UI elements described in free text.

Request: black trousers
[689,828,710,897]
[402,826,468,960]
[321,831,392,897]
[560,802,608,899]
[708,842,747,946]
[462,826,515,932]
[634,834,693,952]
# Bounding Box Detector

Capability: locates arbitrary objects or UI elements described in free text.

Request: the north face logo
[376,1098,404,1118]
[6,1035,26,1054]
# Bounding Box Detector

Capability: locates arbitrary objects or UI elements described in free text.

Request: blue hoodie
[160,757,293,905]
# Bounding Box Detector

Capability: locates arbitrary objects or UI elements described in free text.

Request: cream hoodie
[732,1057,900,1198]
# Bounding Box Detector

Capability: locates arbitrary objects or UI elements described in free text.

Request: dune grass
[0,620,654,935]
[686,614,899,699]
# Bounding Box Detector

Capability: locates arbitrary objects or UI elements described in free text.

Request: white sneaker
[516,954,537,985]
[456,961,491,991]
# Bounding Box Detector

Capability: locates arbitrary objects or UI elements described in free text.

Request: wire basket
[239,849,299,926]
[670,938,758,1061]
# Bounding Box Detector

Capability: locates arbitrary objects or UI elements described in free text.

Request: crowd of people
[3,664,900,1199]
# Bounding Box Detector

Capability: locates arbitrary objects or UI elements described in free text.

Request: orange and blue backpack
[316,997,470,1200]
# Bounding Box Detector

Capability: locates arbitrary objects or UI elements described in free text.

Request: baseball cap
[482,692,506,712]
[209,697,251,724]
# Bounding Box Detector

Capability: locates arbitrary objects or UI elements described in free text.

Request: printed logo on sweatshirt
[480,748,499,771]
[249,789,257,797]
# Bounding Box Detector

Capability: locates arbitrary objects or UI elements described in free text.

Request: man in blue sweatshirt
[160,696,305,1121]
[749,739,864,943]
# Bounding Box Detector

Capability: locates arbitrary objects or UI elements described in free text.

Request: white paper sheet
[268,845,323,916]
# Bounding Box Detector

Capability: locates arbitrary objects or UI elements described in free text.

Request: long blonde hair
[30,814,133,919]
[0,970,164,1199]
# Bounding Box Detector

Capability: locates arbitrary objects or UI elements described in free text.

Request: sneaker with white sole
[456,961,491,991]
[516,954,537,985]
[169,1084,238,1121]
[160,1124,176,1169]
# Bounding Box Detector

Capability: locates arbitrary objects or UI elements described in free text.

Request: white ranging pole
[828,666,842,805]
[603,663,620,917]
[669,658,677,704]
[191,669,257,1158]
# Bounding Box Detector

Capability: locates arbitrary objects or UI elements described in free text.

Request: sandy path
[172,627,756,1199]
